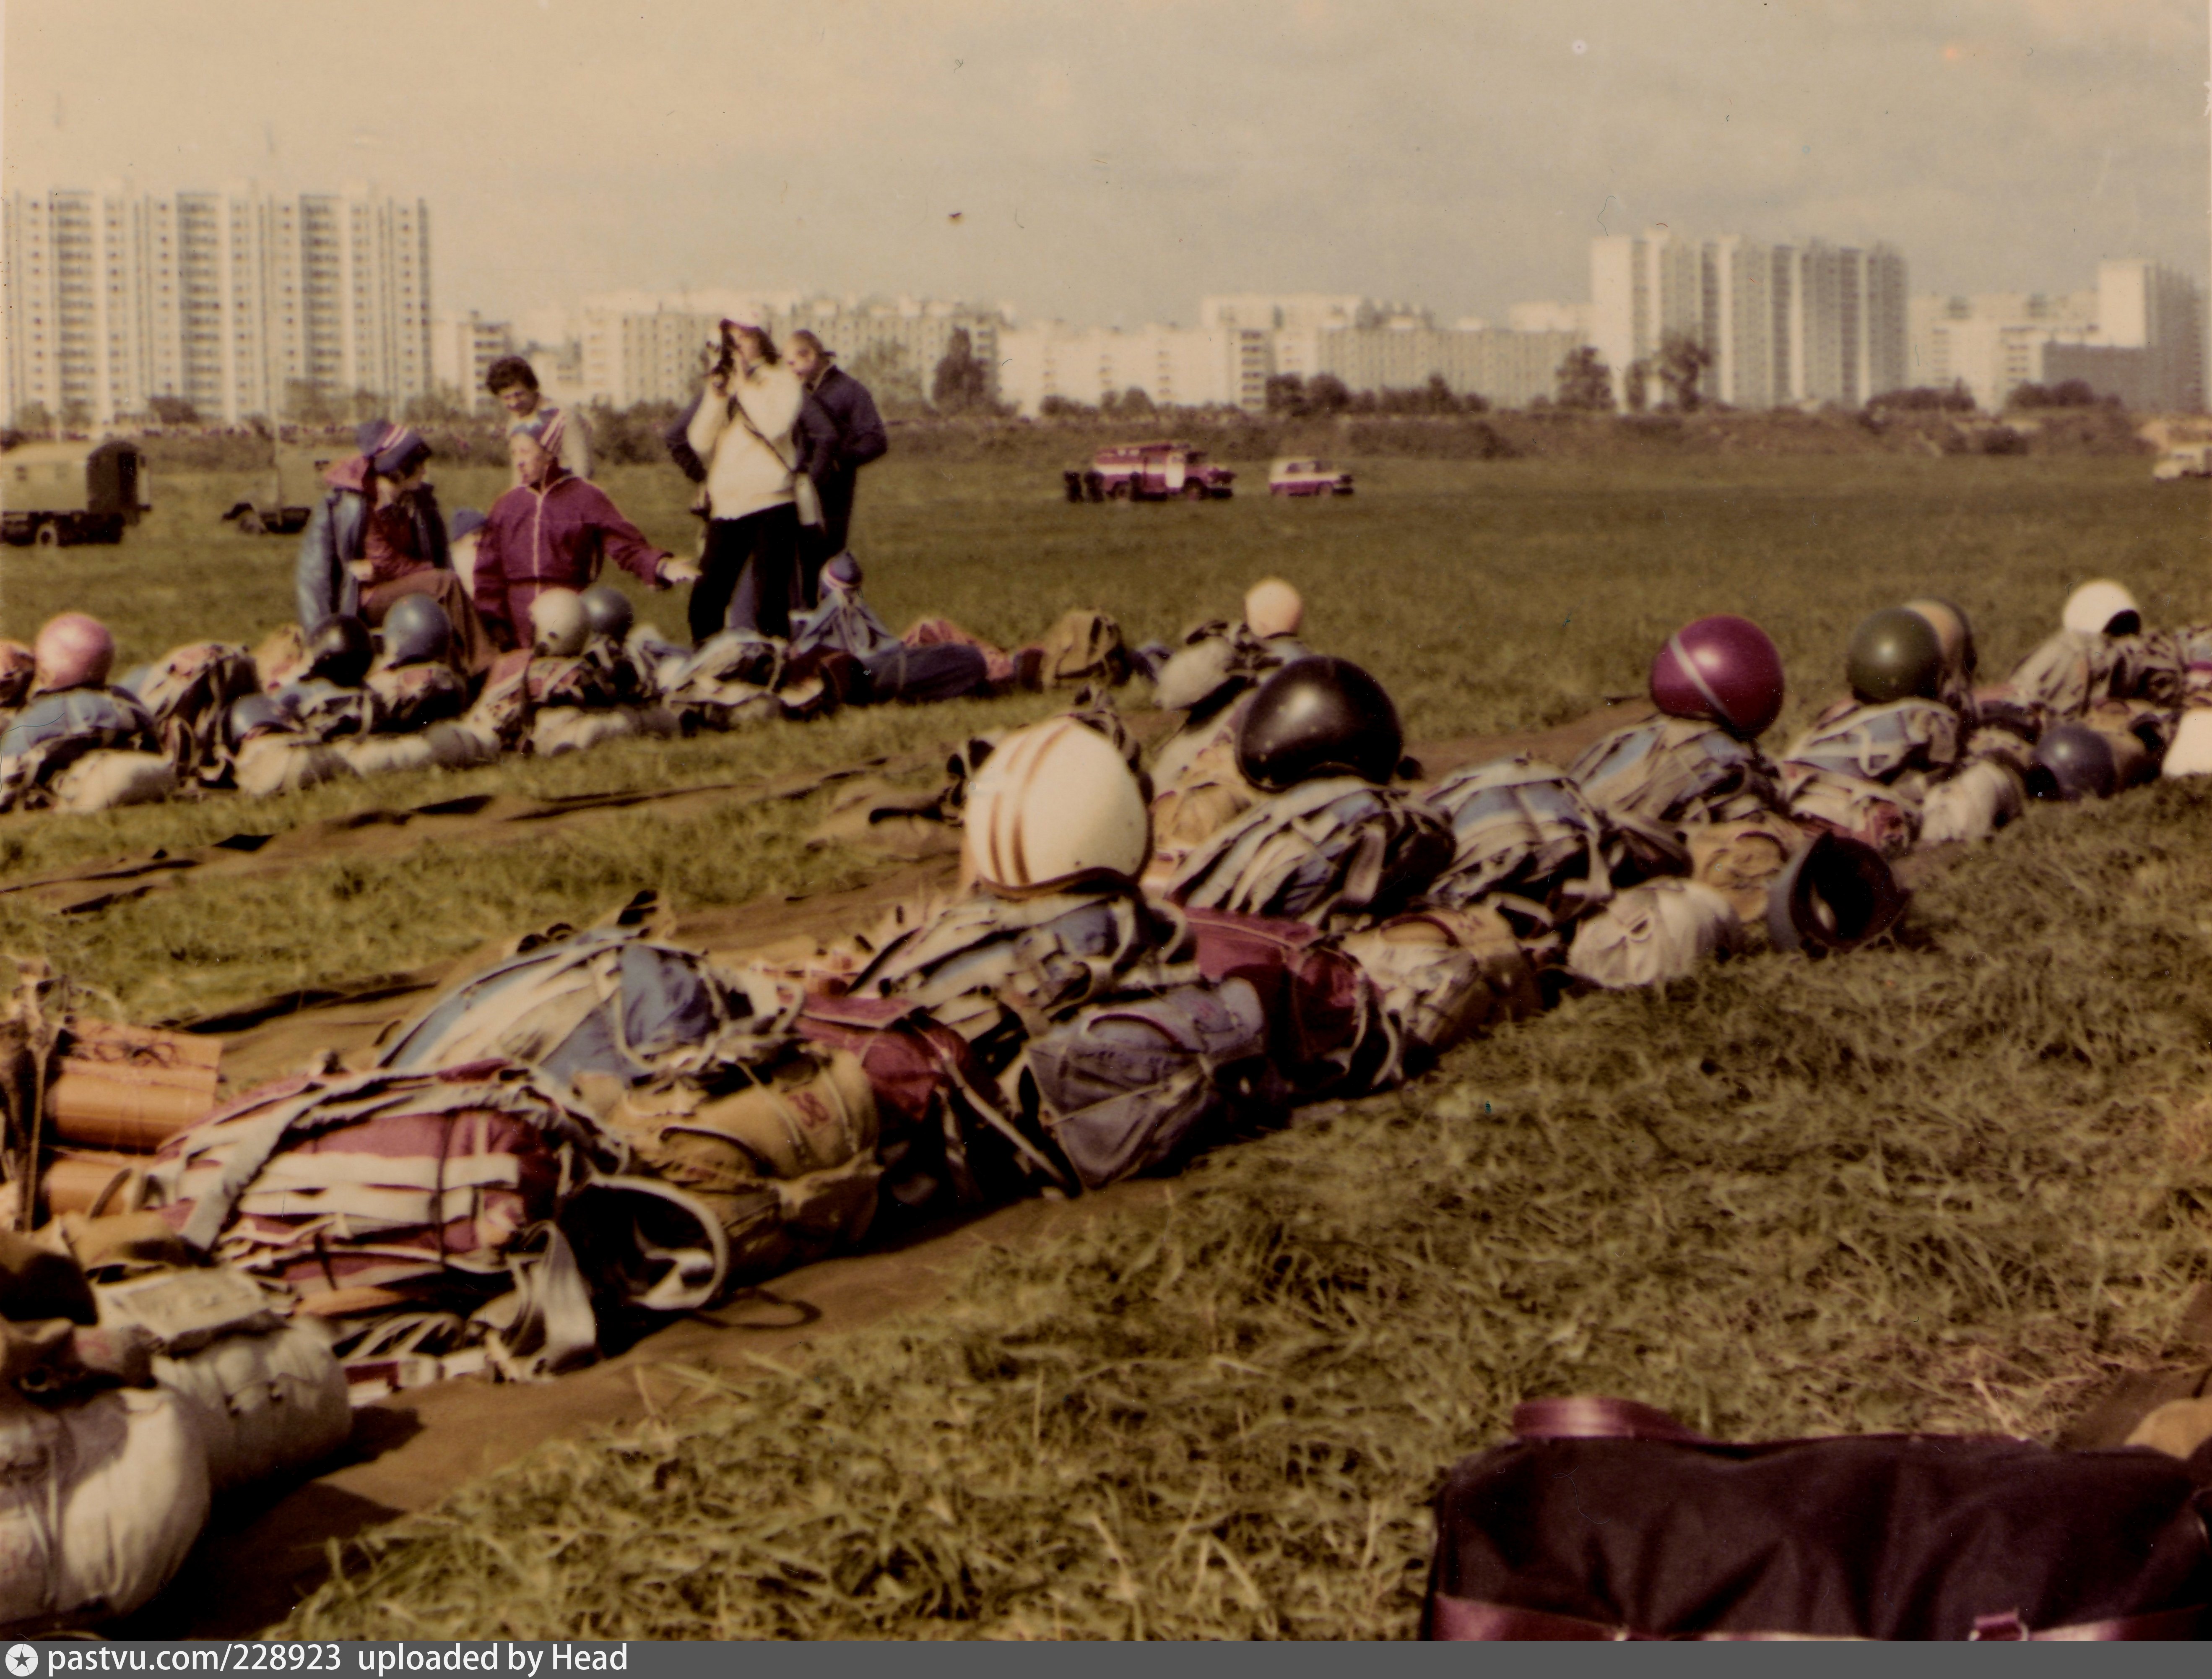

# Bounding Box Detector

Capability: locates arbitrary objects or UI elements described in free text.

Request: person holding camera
[678,319,819,641]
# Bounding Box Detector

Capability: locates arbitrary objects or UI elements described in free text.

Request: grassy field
[5,453,2212,1637]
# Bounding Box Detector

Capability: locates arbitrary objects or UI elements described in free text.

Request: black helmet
[226,692,287,749]
[1766,831,1907,956]
[1845,608,1945,705]
[1235,656,1403,791]
[2027,723,2116,802]
[381,594,452,667]
[580,585,634,643]
[304,614,373,687]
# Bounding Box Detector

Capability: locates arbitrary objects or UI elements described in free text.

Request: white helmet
[2163,709,2212,779]
[1244,578,1304,640]
[531,588,589,656]
[2061,579,2141,637]
[963,717,1151,893]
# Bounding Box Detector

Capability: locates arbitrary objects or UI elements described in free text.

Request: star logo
[7,1644,39,1678]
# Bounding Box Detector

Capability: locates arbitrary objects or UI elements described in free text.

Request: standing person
[295,421,495,673]
[787,329,888,607]
[471,414,697,653]
[486,354,593,482]
[682,320,811,640]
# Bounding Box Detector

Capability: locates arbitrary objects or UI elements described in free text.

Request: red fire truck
[1064,441,1236,502]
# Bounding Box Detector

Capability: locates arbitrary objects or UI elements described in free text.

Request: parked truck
[1064,441,1235,503]
[1,439,150,547]
[219,445,337,534]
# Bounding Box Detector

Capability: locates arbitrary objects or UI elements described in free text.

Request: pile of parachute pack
[3,573,2205,1631]
[0,583,1136,815]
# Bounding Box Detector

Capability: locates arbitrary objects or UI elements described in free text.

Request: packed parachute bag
[1418,755,1633,948]
[361,594,471,730]
[1181,907,1399,1097]
[90,1254,351,1496]
[1420,1395,2212,1641]
[1918,757,2026,846]
[1779,609,1973,856]
[132,640,260,789]
[1573,614,1789,837]
[225,692,354,799]
[1167,656,1452,929]
[1168,779,1455,929]
[650,624,787,734]
[0,616,171,815]
[1565,877,1742,990]
[1034,607,1133,688]
[798,992,1047,1221]
[2175,623,2212,709]
[517,589,678,758]
[0,1220,347,1633]
[1684,807,1811,927]
[145,1060,728,1387]
[1010,977,1273,1190]
[1996,580,2182,722]
[1335,903,1540,1067]
[376,908,874,1284]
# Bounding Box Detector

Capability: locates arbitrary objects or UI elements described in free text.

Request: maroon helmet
[1649,614,1786,739]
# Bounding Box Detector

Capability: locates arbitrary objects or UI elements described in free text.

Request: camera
[710,322,739,385]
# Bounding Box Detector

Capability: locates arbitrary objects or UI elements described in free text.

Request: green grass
[286,779,2212,1640]
[8,453,2212,1637]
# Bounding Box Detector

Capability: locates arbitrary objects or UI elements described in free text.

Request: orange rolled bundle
[45,1019,221,1152]
[42,1151,154,1217]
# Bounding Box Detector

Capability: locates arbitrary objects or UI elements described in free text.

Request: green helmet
[1845,608,1945,705]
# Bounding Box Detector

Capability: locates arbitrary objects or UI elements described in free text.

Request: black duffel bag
[1422,1396,2212,1641]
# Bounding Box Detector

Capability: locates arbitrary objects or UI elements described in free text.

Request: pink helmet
[1649,614,1786,739]
[33,612,115,693]
[0,640,34,708]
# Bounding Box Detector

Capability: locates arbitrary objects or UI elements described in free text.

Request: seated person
[472,414,697,654]
[297,421,496,676]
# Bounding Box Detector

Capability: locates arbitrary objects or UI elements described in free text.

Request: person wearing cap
[294,422,492,673]
[787,330,888,607]
[486,355,592,481]
[681,320,812,640]
[471,412,697,654]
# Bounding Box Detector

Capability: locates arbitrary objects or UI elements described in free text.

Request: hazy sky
[5,0,2208,334]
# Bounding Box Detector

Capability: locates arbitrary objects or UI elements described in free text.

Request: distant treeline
[100,394,2151,476]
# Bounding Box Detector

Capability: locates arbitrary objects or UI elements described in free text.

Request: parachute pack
[1567,717,1784,833]
[1167,777,1455,928]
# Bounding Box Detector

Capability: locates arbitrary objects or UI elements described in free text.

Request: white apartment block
[431,310,515,410]
[3,181,431,428]
[998,322,1266,415]
[578,290,1006,408]
[1908,263,2204,413]
[1590,229,1907,410]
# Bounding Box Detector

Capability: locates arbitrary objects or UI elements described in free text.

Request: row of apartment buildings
[1904,261,2204,413]
[2,182,431,427]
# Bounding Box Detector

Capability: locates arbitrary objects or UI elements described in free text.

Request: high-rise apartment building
[3,181,431,427]
[1909,262,2204,413]
[432,311,517,409]
[1590,229,1907,410]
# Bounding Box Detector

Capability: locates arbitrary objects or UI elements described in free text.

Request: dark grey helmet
[2027,723,2117,802]
[1235,656,1404,791]
[381,594,452,667]
[226,692,288,748]
[580,585,634,643]
[304,614,373,687]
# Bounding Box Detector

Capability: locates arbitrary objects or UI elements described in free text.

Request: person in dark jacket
[786,331,888,607]
[295,422,492,672]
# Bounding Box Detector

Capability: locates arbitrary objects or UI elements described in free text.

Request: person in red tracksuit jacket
[472,413,699,652]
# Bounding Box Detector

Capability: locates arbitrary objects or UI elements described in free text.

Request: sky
[5,0,2209,336]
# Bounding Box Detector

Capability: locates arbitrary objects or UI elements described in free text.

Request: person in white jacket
[682,320,809,640]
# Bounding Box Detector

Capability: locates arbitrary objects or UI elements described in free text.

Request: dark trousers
[691,503,802,641]
[795,473,860,609]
